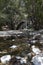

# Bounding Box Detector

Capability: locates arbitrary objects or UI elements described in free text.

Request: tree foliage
[0,0,43,30]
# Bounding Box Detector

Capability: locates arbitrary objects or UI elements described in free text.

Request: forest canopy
[0,0,43,30]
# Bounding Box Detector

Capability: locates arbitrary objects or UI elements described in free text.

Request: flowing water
[0,29,43,65]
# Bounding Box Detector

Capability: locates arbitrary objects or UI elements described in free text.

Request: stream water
[0,29,43,65]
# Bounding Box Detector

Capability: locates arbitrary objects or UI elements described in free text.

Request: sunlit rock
[17,35,20,37]
[12,39,15,41]
[32,45,41,54]
[27,53,32,57]
[10,45,17,49]
[16,56,27,64]
[39,40,43,44]
[20,57,27,64]
[30,40,37,44]
[32,33,40,39]
[16,56,21,59]
[1,55,11,64]
[32,53,43,65]
[29,31,37,36]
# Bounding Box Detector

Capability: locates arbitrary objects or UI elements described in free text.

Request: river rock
[10,45,18,49]
[0,55,11,64]
[32,53,43,65]
[31,45,41,54]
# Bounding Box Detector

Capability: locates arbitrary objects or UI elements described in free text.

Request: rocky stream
[0,29,43,65]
